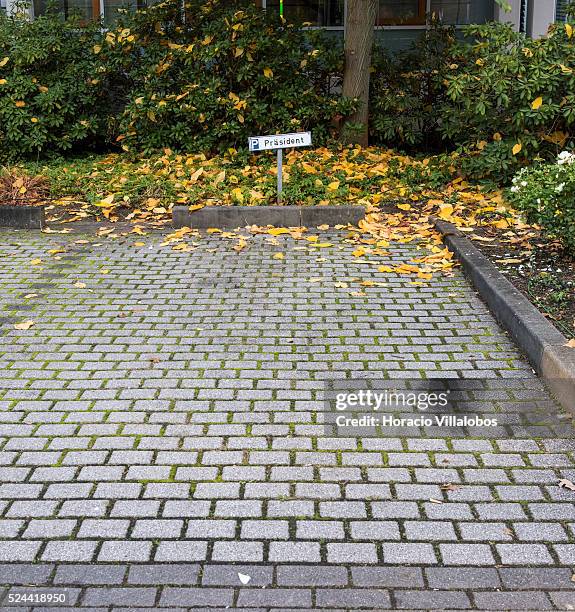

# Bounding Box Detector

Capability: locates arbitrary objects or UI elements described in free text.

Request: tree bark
[341,0,378,146]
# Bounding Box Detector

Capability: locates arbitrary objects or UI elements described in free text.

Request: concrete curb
[434,218,575,414]
[0,205,45,230]
[172,205,365,229]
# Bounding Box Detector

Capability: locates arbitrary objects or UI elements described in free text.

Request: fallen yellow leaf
[14,320,35,330]
[272,253,284,260]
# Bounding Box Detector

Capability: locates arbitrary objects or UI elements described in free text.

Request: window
[377,0,426,25]
[430,0,495,25]
[33,0,99,21]
[265,0,344,27]
[103,0,146,26]
[556,0,569,22]
[0,0,6,11]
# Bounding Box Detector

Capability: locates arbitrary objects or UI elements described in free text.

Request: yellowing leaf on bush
[531,97,543,110]
[234,47,244,57]
[0,57,9,67]
[0,79,7,85]
[263,68,273,78]
[93,45,102,54]
[566,23,574,38]
[230,187,244,204]
[15,101,26,108]
[512,143,522,155]
[14,320,35,330]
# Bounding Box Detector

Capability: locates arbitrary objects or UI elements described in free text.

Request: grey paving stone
[53,564,127,585]
[498,567,575,590]
[41,541,97,562]
[394,590,472,610]
[211,541,263,562]
[0,563,54,585]
[382,543,437,565]
[98,541,152,562]
[440,543,495,565]
[127,564,200,586]
[154,541,208,562]
[351,566,424,588]
[425,567,501,589]
[270,542,321,563]
[241,520,289,540]
[497,543,554,565]
[315,588,391,609]
[201,565,272,587]
[82,587,157,607]
[237,588,312,608]
[277,565,348,587]
[160,587,234,607]
[473,591,553,610]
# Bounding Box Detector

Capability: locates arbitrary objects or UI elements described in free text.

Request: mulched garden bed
[463,227,574,340]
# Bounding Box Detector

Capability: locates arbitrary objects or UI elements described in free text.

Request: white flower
[557,151,575,165]
[555,182,565,193]
[521,181,527,187]
[510,186,519,193]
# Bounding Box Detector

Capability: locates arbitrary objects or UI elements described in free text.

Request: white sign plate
[248,131,312,152]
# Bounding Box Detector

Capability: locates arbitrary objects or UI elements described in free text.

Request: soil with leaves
[3,145,573,339]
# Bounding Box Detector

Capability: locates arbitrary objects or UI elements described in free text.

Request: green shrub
[438,21,575,181]
[506,151,575,252]
[370,22,456,151]
[100,0,356,155]
[0,5,107,160]
[370,17,575,181]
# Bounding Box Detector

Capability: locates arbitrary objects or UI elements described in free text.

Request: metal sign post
[248,131,312,205]
[277,149,283,204]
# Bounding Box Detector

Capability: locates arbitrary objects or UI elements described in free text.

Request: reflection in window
[265,0,344,27]
[103,0,142,26]
[378,0,424,25]
[430,0,495,25]
[33,0,96,21]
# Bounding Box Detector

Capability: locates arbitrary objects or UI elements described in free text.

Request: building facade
[1,0,570,47]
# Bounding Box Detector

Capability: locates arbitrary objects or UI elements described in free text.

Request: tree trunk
[341,0,378,146]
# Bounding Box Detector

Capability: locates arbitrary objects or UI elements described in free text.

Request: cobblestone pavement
[1,227,575,611]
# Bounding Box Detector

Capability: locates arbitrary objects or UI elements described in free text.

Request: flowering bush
[506,151,575,252]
